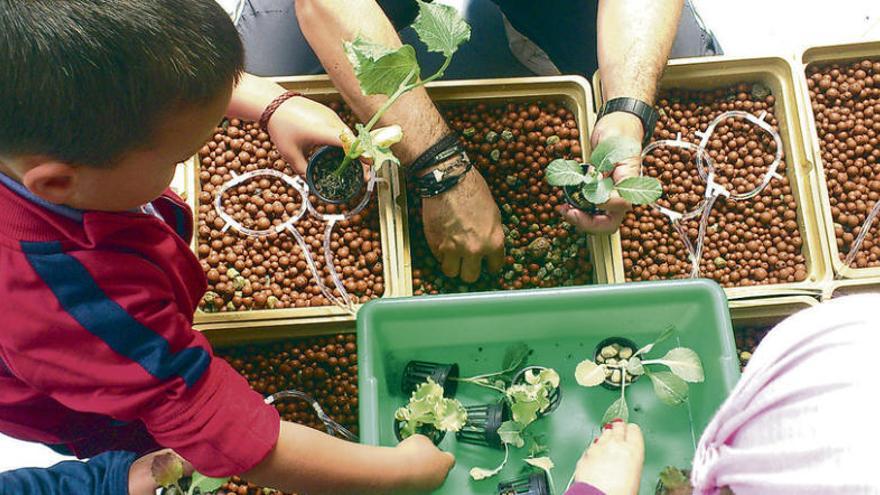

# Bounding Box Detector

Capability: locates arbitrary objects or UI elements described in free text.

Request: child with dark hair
[0,1,453,494]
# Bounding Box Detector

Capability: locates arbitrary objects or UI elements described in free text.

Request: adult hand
[422,167,505,283]
[393,434,455,494]
[267,96,354,174]
[558,112,644,235]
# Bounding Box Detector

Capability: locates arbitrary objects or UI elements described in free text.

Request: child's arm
[0,451,136,495]
[242,422,454,495]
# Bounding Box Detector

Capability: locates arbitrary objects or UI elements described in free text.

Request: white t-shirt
[215,0,244,24]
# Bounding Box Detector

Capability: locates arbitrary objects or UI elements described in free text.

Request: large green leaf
[582,176,614,205]
[615,176,663,205]
[502,343,530,371]
[511,400,542,426]
[648,371,689,406]
[498,421,525,448]
[656,348,705,383]
[434,398,468,432]
[545,159,584,186]
[574,359,606,387]
[187,473,228,495]
[601,396,629,425]
[412,0,471,57]
[590,136,641,173]
[344,38,419,97]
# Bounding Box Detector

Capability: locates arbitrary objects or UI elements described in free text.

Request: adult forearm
[295,0,448,164]
[242,421,405,495]
[597,0,684,104]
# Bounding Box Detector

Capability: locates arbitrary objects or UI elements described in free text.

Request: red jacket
[0,174,279,476]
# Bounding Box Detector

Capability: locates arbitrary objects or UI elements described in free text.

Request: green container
[358,280,740,495]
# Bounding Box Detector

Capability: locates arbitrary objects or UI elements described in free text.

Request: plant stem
[448,377,507,394]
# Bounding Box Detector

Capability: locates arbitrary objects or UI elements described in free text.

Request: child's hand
[394,434,455,494]
[267,97,354,174]
[128,449,193,495]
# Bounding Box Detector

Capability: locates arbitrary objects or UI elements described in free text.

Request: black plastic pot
[497,472,550,495]
[512,366,562,417]
[456,402,510,449]
[562,164,607,215]
[393,418,445,445]
[306,146,365,205]
[401,361,459,397]
[594,336,641,390]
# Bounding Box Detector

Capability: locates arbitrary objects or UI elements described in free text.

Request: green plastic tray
[358,280,740,495]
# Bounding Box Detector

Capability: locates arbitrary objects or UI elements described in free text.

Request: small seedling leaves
[590,136,642,174]
[498,420,525,448]
[626,357,645,376]
[656,348,705,383]
[151,452,184,488]
[503,343,530,371]
[413,378,444,402]
[659,466,690,490]
[511,400,542,426]
[648,371,689,406]
[412,0,471,57]
[582,176,614,205]
[526,368,560,389]
[545,159,584,186]
[344,38,419,97]
[637,325,675,357]
[575,359,607,387]
[524,457,555,472]
[615,176,663,205]
[434,398,468,432]
[187,473,227,495]
[601,396,629,425]
[526,434,550,457]
[469,445,510,481]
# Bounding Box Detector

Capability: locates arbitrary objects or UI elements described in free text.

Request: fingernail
[611,418,624,423]
[593,437,599,444]
[603,423,613,430]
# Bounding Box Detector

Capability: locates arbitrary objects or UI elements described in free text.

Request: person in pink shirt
[566,294,880,495]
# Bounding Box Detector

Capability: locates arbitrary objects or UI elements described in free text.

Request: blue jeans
[235,0,721,78]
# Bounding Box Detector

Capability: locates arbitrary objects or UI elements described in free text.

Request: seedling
[451,343,530,393]
[545,136,663,209]
[394,378,468,443]
[308,0,471,202]
[575,326,704,424]
[152,452,227,495]
[655,466,692,495]
[402,360,460,397]
[497,471,552,495]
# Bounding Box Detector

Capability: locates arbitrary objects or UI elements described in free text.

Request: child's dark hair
[0,0,244,167]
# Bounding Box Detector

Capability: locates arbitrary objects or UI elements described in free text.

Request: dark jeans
[236,0,721,78]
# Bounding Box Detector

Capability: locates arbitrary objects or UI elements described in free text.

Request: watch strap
[597,97,659,146]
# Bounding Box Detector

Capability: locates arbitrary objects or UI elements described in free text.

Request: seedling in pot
[394,378,468,444]
[152,452,227,495]
[457,401,510,448]
[545,136,663,210]
[575,326,704,424]
[593,337,641,390]
[402,360,460,397]
[308,0,471,203]
[497,471,552,495]
[450,343,530,393]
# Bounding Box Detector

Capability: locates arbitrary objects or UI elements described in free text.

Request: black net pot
[393,418,445,446]
[306,145,365,205]
[594,336,641,390]
[456,401,510,449]
[401,361,459,397]
[512,366,562,417]
[562,164,607,215]
[497,472,550,495]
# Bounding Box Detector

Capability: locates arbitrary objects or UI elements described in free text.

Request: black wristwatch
[596,97,660,147]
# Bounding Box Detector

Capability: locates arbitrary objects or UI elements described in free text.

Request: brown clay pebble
[196,112,385,313]
[410,100,594,295]
[807,59,880,268]
[216,334,358,495]
[621,83,808,288]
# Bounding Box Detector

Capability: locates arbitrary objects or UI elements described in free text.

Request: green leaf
[574,359,606,387]
[637,326,675,357]
[656,348,705,383]
[524,457,555,472]
[151,452,184,488]
[590,136,641,173]
[434,398,468,432]
[352,124,400,171]
[187,473,227,495]
[525,368,560,389]
[511,400,542,426]
[582,176,614,205]
[545,159,584,186]
[601,396,629,425]
[344,38,419,97]
[412,378,444,402]
[412,0,471,58]
[502,343,530,371]
[526,434,549,457]
[659,466,690,490]
[498,420,525,448]
[626,357,645,376]
[615,176,663,205]
[648,371,689,406]
[469,445,510,481]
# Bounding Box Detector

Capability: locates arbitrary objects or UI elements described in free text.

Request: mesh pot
[497,472,550,495]
[512,366,562,417]
[393,417,446,445]
[306,145,365,205]
[401,361,459,397]
[562,164,606,215]
[594,336,641,390]
[456,401,509,449]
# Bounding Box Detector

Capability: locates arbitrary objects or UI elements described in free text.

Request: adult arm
[561,0,684,234]
[295,0,504,282]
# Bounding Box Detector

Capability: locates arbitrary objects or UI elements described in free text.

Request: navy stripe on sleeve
[171,203,187,240]
[20,241,210,388]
